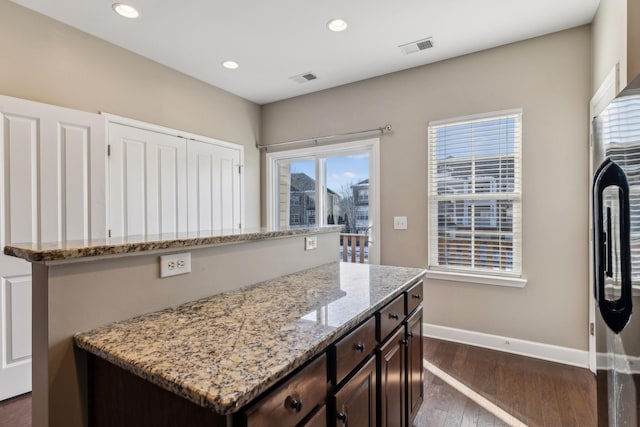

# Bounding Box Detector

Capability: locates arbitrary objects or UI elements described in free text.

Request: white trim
[265,138,381,264]
[429,108,523,127]
[425,269,527,288]
[101,112,243,150]
[424,323,589,368]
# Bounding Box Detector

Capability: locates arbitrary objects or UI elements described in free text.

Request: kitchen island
[75,262,425,426]
[5,226,344,427]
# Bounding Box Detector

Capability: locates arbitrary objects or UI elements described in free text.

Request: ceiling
[10,0,599,105]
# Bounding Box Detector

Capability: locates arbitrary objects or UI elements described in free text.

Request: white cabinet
[108,120,243,237]
[187,140,242,232]
[108,124,188,237]
[0,95,107,400]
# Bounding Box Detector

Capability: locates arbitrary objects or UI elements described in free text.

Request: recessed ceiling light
[222,60,239,70]
[112,3,139,19]
[327,18,348,32]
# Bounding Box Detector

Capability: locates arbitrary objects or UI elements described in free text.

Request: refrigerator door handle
[593,158,632,334]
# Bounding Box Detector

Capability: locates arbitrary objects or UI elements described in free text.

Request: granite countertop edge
[73,266,426,415]
[4,226,342,263]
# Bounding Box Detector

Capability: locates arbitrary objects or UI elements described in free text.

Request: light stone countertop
[74,261,426,415]
[3,225,342,263]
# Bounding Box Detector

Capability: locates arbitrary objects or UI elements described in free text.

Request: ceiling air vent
[398,37,434,55]
[290,72,318,84]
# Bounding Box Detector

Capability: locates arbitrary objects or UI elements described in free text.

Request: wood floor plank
[0,393,32,427]
[423,337,596,427]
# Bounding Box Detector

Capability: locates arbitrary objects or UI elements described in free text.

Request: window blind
[427,110,523,276]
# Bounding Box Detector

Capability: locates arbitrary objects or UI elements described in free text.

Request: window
[427,110,522,282]
[266,138,381,263]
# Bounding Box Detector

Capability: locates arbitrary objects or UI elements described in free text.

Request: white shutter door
[187,140,242,232]
[0,95,107,400]
[108,124,187,237]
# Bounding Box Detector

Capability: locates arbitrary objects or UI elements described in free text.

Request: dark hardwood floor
[0,392,31,427]
[0,337,596,427]
[416,337,597,427]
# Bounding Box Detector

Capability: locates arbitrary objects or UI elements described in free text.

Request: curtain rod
[256,124,392,151]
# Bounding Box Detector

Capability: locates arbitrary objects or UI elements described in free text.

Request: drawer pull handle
[389,313,399,320]
[286,397,303,412]
[412,293,421,299]
[354,343,366,352]
[337,412,348,423]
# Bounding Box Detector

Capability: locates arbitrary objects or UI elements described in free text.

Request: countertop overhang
[73,262,426,415]
[3,226,342,263]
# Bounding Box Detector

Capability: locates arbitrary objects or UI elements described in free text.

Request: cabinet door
[187,140,242,231]
[378,327,406,427]
[0,95,107,400]
[108,123,187,237]
[332,355,376,427]
[406,307,423,425]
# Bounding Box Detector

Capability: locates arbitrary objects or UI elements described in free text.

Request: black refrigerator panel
[592,74,640,427]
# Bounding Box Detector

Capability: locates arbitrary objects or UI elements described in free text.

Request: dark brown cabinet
[378,327,406,427]
[332,355,377,427]
[406,307,423,426]
[242,353,328,427]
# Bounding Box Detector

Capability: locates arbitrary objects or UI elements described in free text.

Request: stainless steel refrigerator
[593,74,640,426]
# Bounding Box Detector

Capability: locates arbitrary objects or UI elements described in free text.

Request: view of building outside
[430,113,520,273]
[276,153,371,261]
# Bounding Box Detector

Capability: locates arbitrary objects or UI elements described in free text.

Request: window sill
[425,269,527,288]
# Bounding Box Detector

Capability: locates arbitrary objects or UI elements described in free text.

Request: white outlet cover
[305,235,318,250]
[394,216,408,230]
[160,252,192,278]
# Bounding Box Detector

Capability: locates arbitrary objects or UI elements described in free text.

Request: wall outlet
[160,252,191,278]
[394,216,408,230]
[305,236,318,251]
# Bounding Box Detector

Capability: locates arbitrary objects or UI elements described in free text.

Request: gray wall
[0,0,261,227]
[262,26,592,350]
[592,0,628,93]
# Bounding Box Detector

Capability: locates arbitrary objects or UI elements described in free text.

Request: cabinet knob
[389,313,399,320]
[401,339,409,347]
[286,396,303,412]
[412,293,421,299]
[354,343,366,352]
[337,412,348,423]
[407,331,414,338]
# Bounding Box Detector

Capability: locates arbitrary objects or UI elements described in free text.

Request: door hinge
[238,165,242,174]
[590,322,595,336]
[107,144,111,156]
[108,229,112,238]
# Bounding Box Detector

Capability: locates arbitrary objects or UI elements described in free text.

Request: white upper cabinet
[187,139,242,232]
[108,123,188,237]
[0,95,107,244]
[106,117,244,238]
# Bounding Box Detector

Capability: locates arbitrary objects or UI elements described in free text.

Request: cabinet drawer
[331,317,377,385]
[405,280,423,315]
[244,353,327,427]
[377,294,405,343]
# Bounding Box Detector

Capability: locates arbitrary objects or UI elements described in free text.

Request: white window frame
[266,138,380,264]
[426,109,527,288]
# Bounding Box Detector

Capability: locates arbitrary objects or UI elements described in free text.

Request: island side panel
[34,231,338,427]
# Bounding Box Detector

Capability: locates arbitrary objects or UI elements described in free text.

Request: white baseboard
[424,323,589,369]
